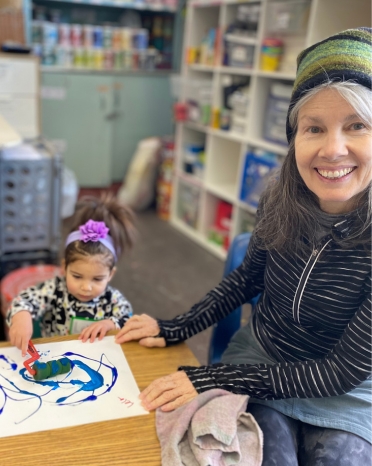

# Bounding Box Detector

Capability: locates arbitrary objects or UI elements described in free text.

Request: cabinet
[0,53,40,139]
[41,71,173,186]
[20,0,182,186]
[170,0,371,260]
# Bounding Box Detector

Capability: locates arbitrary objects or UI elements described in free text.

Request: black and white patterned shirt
[158,216,371,401]
[6,276,132,337]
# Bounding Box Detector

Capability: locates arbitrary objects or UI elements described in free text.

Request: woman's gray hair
[255,81,371,256]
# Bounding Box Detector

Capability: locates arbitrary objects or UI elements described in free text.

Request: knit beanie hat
[286,27,372,143]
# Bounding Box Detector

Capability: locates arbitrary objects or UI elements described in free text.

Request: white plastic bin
[263,83,292,146]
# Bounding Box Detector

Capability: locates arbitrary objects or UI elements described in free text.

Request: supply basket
[0,138,62,254]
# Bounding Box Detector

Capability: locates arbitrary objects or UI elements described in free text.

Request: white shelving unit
[170,0,371,260]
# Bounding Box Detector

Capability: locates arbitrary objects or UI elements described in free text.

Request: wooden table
[0,333,200,466]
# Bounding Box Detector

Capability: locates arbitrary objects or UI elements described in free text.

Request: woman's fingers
[115,314,160,344]
[160,393,197,412]
[139,371,197,411]
[139,337,166,347]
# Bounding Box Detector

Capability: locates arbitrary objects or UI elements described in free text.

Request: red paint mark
[118,397,134,408]
[23,341,40,375]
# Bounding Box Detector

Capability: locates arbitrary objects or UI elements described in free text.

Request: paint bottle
[211,107,220,129]
[93,26,104,49]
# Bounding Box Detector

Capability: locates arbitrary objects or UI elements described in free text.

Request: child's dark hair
[65,194,136,270]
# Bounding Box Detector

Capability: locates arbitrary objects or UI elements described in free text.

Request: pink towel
[156,388,263,466]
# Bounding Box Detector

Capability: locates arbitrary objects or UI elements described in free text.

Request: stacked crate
[0,139,62,338]
[0,139,62,278]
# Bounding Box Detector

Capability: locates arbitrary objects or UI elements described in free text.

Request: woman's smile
[295,89,371,214]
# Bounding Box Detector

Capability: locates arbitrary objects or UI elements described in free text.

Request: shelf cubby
[205,134,241,202]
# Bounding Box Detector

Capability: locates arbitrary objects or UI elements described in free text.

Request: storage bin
[0,249,60,281]
[0,139,62,254]
[224,35,255,68]
[0,264,62,339]
[185,80,212,125]
[266,1,311,34]
[177,180,200,229]
[229,88,250,117]
[263,82,292,146]
[240,151,279,209]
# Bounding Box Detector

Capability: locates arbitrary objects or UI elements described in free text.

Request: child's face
[65,255,115,302]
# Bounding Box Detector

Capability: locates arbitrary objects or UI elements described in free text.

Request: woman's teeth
[317,168,354,179]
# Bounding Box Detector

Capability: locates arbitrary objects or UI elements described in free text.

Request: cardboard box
[0,0,22,10]
[0,9,25,45]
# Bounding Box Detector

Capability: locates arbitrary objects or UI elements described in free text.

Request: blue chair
[208,232,259,364]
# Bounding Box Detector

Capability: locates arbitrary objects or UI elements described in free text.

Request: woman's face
[295,89,371,214]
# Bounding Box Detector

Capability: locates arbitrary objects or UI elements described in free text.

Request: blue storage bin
[240,151,279,209]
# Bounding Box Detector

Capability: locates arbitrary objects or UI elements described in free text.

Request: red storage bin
[0,264,61,338]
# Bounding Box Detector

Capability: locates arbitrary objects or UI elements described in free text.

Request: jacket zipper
[292,237,332,324]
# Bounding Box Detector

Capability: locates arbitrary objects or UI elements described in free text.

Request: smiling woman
[294,84,371,214]
[115,27,372,466]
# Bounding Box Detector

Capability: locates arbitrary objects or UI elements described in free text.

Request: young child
[6,194,136,356]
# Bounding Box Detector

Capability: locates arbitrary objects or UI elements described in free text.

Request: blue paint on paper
[0,355,17,371]
[0,350,118,424]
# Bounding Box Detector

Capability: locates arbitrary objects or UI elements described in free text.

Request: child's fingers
[80,327,93,343]
[89,328,100,342]
[89,325,105,342]
[98,327,107,340]
[21,337,28,357]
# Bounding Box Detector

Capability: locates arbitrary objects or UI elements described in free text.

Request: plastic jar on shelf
[183,144,204,175]
[260,38,284,72]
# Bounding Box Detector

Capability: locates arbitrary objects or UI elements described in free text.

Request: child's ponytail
[65,194,136,268]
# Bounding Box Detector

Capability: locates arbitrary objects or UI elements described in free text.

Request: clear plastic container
[266,1,311,34]
[229,88,250,117]
[225,37,255,68]
[177,180,200,229]
[263,83,292,146]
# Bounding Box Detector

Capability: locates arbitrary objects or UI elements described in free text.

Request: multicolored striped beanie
[286,27,372,143]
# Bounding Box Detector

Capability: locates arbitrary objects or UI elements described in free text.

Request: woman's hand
[79,319,116,343]
[140,371,198,412]
[115,314,165,347]
[9,311,33,357]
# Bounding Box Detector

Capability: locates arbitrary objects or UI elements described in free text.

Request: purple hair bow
[65,219,117,261]
[79,220,109,243]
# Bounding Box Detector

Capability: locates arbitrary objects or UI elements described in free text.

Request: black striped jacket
[158,219,371,399]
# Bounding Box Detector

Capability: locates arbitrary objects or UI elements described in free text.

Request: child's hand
[115,314,165,347]
[9,311,33,357]
[79,320,116,343]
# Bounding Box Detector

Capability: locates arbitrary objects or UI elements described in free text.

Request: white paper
[0,336,148,438]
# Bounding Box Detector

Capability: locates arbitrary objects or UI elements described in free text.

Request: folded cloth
[156,388,263,466]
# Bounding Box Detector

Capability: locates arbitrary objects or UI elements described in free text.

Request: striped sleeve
[157,232,266,345]
[180,283,372,399]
